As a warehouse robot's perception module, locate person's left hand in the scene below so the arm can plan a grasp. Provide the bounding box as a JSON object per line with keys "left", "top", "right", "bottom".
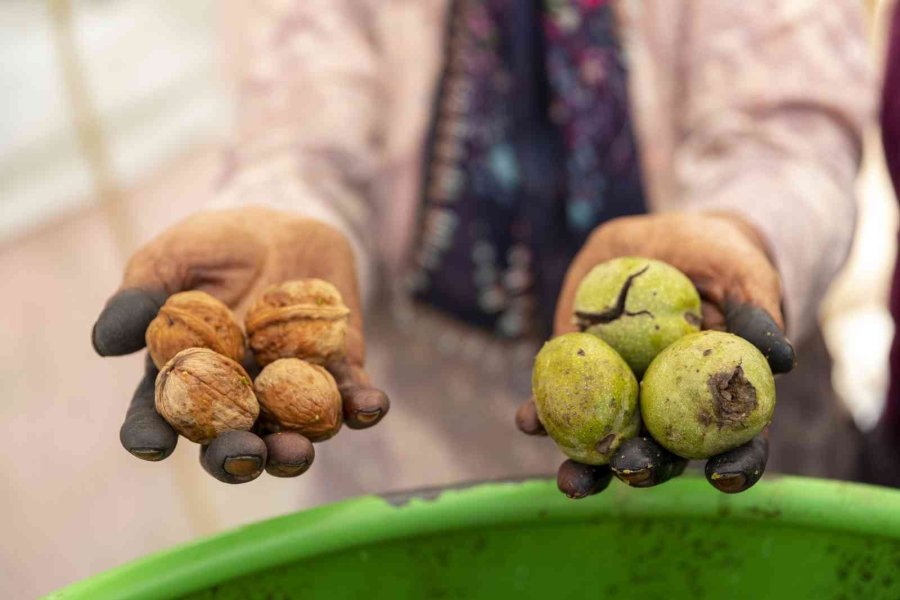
{"left": 515, "top": 212, "right": 795, "bottom": 497}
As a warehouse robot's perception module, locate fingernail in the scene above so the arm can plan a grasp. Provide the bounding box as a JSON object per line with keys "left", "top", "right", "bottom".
{"left": 615, "top": 468, "right": 653, "bottom": 487}
{"left": 710, "top": 472, "right": 747, "bottom": 493}
{"left": 130, "top": 448, "right": 166, "bottom": 461}
{"left": 224, "top": 455, "right": 263, "bottom": 477}
{"left": 355, "top": 408, "right": 383, "bottom": 424}
{"left": 266, "top": 460, "right": 311, "bottom": 478}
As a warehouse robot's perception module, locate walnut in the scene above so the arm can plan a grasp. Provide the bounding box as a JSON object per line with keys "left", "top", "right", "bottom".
{"left": 254, "top": 358, "right": 343, "bottom": 441}
{"left": 245, "top": 279, "right": 350, "bottom": 367}
{"left": 155, "top": 348, "right": 259, "bottom": 444}
{"left": 146, "top": 291, "right": 245, "bottom": 369}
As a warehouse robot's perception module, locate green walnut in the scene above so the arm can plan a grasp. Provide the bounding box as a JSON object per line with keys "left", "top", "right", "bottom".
{"left": 573, "top": 257, "right": 701, "bottom": 376}
{"left": 532, "top": 332, "right": 640, "bottom": 465}
{"left": 640, "top": 331, "right": 776, "bottom": 459}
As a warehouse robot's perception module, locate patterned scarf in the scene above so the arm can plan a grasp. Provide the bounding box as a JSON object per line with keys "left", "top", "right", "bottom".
{"left": 410, "top": 0, "right": 645, "bottom": 337}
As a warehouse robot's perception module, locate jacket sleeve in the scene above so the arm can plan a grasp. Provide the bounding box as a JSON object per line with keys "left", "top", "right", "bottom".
{"left": 672, "top": 0, "right": 873, "bottom": 340}
{"left": 208, "top": 0, "right": 384, "bottom": 300}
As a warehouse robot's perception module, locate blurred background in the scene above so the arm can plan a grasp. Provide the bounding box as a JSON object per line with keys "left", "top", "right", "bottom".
{"left": 0, "top": 0, "right": 896, "bottom": 597}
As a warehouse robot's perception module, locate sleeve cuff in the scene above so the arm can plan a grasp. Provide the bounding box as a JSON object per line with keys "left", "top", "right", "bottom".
{"left": 678, "top": 166, "right": 856, "bottom": 343}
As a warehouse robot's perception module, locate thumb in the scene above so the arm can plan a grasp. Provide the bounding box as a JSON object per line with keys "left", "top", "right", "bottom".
{"left": 91, "top": 240, "right": 182, "bottom": 357}
{"left": 92, "top": 288, "right": 169, "bottom": 356}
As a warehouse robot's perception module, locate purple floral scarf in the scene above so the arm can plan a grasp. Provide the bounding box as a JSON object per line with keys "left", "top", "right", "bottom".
{"left": 410, "top": 0, "right": 645, "bottom": 337}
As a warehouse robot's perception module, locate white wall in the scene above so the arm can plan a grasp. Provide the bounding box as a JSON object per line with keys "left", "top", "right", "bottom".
{"left": 0, "top": 0, "right": 229, "bottom": 242}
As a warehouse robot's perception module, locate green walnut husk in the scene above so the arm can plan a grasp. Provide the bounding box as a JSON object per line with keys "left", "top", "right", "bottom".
{"left": 640, "top": 330, "right": 776, "bottom": 459}
{"left": 573, "top": 257, "right": 701, "bottom": 376}
{"left": 532, "top": 332, "right": 640, "bottom": 465}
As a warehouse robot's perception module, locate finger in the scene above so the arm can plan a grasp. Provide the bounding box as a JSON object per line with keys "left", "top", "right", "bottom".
{"left": 200, "top": 430, "right": 267, "bottom": 484}
{"left": 93, "top": 289, "right": 168, "bottom": 356}
{"left": 724, "top": 301, "right": 795, "bottom": 374}
{"left": 610, "top": 436, "right": 688, "bottom": 488}
{"left": 515, "top": 399, "right": 547, "bottom": 436}
{"left": 327, "top": 359, "right": 390, "bottom": 429}
{"left": 701, "top": 300, "right": 726, "bottom": 331}
{"left": 342, "top": 387, "right": 390, "bottom": 429}
{"left": 119, "top": 355, "right": 178, "bottom": 461}
{"left": 705, "top": 434, "right": 769, "bottom": 493}
{"left": 556, "top": 459, "right": 613, "bottom": 499}
{"left": 240, "top": 348, "right": 262, "bottom": 380}
{"left": 263, "top": 432, "right": 315, "bottom": 477}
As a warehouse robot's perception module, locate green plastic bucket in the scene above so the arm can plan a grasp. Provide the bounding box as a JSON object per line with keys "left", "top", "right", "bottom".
{"left": 48, "top": 476, "right": 900, "bottom": 599}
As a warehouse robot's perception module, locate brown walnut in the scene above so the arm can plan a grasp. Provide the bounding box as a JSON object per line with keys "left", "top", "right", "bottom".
{"left": 254, "top": 358, "right": 343, "bottom": 441}
{"left": 155, "top": 348, "right": 259, "bottom": 444}
{"left": 245, "top": 279, "right": 350, "bottom": 367}
{"left": 146, "top": 290, "right": 246, "bottom": 369}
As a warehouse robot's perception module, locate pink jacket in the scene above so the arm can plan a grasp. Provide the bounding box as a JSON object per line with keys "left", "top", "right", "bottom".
{"left": 211, "top": 0, "right": 873, "bottom": 341}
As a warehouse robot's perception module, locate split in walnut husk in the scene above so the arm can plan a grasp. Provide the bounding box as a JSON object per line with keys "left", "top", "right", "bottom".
{"left": 254, "top": 358, "right": 343, "bottom": 441}
{"left": 146, "top": 290, "right": 245, "bottom": 369}
{"left": 245, "top": 279, "right": 350, "bottom": 367}
{"left": 155, "top": 347, "right": 259, "bottom": 444}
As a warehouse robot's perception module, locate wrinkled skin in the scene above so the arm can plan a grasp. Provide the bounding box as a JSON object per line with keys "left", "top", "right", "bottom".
{"left": 516, "top": 212, "right": 794, "bottom": 496}
{"left": 93, "top": 206, "right": 390, "bottom": 484}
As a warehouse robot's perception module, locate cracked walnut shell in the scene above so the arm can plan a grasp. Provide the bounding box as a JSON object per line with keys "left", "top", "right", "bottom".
{"left": 155, "top": 348, "right": 259, "bottom": 444}
{"left": 245, "top": 279, "right": 350, "bottom": 367}
{"left": 146, "top": 290, "right": 246, "bottom": 369}
{"left": 254, "top": 358, "right": 343, "bottom": 441}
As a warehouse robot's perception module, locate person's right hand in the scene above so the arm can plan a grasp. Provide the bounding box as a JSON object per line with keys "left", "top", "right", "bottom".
{"left": 92, "top": 206, "right": 389, "bottom": 484}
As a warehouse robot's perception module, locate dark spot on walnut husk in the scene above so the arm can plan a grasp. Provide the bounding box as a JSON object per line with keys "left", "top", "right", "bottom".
{"left": 685, "top": 312, "right": 701, "bottom": 328}
{"left": 577, "top": 348, "right": 585, "bottom": 357}
{"left": 707, "top": 366, "right": 757, "bottom": 428}
{"left": 703, "top": 349, "right": 712, "bottom": 357}
{"left": 697, "top": 410, "right": 712, "bottom": 427}
{"left": 595, "top": 433, "right": 616, "bottom": 454}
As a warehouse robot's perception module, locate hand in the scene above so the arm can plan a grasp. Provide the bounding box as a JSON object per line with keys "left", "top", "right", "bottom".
{"left": 516, "top": 212, "right": 794, "bottom": 497}
{"left": 92, "top": 207, "right": 389, "bottom": 483}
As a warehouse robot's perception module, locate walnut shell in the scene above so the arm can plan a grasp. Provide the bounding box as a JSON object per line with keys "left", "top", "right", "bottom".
{"left": 146, "top": 291, "right": 246, "bottom": 369}
{"left": 245, "top": 279, "right": 350, "bottom": 367}
{"left": 155, "top": 348, "right": 259, "bottom": 444}
{"left": 254, "top": 358, "right": 343, "bottom": 441}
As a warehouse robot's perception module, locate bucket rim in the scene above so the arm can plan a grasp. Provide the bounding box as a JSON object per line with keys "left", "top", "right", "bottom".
{"left": 45, "top": 475, "right": 900, "bottom": 600}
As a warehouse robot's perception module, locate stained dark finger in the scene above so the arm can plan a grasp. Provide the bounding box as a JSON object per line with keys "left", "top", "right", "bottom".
{"left": 200, "top": 430, "right": 267, "bottom": 484}
{"left": 93, "top": 288, "right": 168, "bottom": 356}
{"left": 263, "top": 432, "right": 315, "bottom": 477}
{"left": 342, "top": 386, "right": 390, "bottom": 429}
{"left": 120, "top": 355, "right": 177, "bottom": 461}
{"left": 240, "top": 348, "right": 262, "bottom": 380}
{"left": 326, "top": 359, "right": 390, "bottom": 429}
{"left": 610, "top": 436, "right": 688, "bottom": 488}
{"left": 515, "top": 399, "right": 547, "bottom": 436}
{"left": 705, "top": 435, "right": 769, "bottom": 494}
{"left": 557, "top": 459, "right": 613, "bottom": 499}
{"left": 724, "top": 301, "right": 795, "bottom": 374}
